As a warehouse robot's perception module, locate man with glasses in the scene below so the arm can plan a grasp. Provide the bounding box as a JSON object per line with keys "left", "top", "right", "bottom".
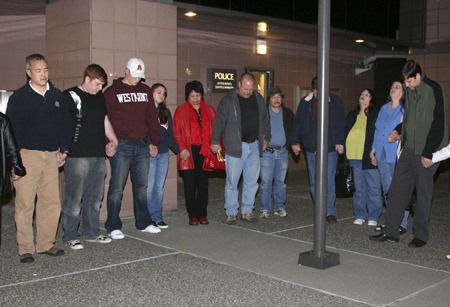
{"left": 211, "top": 73, "right": 271, "bottom": 225}
{"left": 259, "top": 86, "right": 294, "bottom": 219}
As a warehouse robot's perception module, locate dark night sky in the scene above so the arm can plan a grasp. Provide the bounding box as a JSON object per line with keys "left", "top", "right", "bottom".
{"left": 176, "top": 0, "right": 400, "bottom": 39}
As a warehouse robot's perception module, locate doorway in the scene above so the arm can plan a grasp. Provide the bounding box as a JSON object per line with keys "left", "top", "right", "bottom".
{"left": 245, "top": 67, "right": 274, "bottom": 100}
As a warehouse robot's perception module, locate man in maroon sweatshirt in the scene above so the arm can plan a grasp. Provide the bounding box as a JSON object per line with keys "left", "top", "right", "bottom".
{"left": 103, "top": 58, "right": 160, "bottom": 239}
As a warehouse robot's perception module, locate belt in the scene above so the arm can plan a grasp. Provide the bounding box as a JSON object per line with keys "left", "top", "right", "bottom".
{"left": 242, "top": 139, "right": 257, "bottom": 143}
{"left": 267, "top": 145, "right": 286, "bottom": 150}
{"left": 266, "top": 145, "right": 286, "bottom": 153}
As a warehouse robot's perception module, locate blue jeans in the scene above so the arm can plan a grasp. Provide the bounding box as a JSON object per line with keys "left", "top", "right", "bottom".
{"left": 61, "top": 157, "right": 106, "bottom": 242}
{"left": 147, "top": 152, "right": 169, "bottom": 223}
{"left": 349, "top": 160, "right": 382, "bottom": 221}
{"left": 105, "top": 139, "right": 152, "bottom": 232}
{"left": 377, "top": 156, "right": 409, "bottom": 228}
{"left": 224, "top": 141, "right": 260, "bottom": 216}
{"left": 259, "top": 147, "right": 288, "bottom": 212}
{"left": 306, "top": 151, "right": 338, "bottom": 216}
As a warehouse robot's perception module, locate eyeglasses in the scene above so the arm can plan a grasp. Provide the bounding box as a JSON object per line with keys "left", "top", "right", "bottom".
{"left": 271, "top": 94, "right": 284, "bottom": 99}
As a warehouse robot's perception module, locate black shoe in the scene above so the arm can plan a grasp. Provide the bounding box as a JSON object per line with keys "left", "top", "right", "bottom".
{"left": 20, "top": 253, "right": 34, "bottom": 264}
{"left": 156, "top": 221, "right": 169, "bottom": 229}
{"left": 408, "top": 237, "right": 427, "bottom": 248}
{"left": 375, "top": 224, "right": 385, "bottom": 232}
{"left": 326, "top": 215, "right": 337, "bottom": 224}
{"left": 39, "top": 246, "right": 64, "bottom": 257}
{"left": 376, "top": 224, "right": 406, "bottom": 235}
{"left": 369, "top": 233, "right": 399, "bottom": 243}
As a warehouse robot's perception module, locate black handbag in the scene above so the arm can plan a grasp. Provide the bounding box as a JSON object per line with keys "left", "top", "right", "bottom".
{"left": 335, "top": 154, "right": 354, "bottom": 197}
{"left": 1, "top": 126, "right": 12, "bottom": 197}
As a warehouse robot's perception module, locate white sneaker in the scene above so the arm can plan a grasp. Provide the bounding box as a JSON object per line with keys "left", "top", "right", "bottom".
{"left": 353, "top": 219, "right": 365, "bottom": 225}
{"left": 447, "top": 255, "right": 450, "bottom": 260}
{"left": 66, "top": 240, "right": 84, "bottom": 250}
{"left": 274, "top": 209, "right": 288, "bottom": 217}
{"left": 108, "top": 230, "right": 125, "bottom": 240}
{"left": 367, "top": 220, "right": 377, "bottom": 227}
{"left": 260, "top": 211, "right": 270, "bottom": 219}
{"left": 86, "top": 234, "right": 112, "bottom": 244}
{"left": 140, "top": 224, "right": 161, "bottom": 234}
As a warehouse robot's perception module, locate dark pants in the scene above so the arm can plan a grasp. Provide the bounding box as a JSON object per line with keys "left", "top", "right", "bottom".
{"left": 384, "top": 147, "right": 439, "bottom": 241}
{"left": 181, "top": 145, "right": 209, "bottom": 218}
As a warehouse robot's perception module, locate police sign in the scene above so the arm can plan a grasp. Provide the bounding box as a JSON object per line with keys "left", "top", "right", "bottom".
{"left": 207, "top": 68, "right": 237, "bottom": 93}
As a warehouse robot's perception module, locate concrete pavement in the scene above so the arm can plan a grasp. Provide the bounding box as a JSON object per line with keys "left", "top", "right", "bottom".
{"left": 0, "top": 170, "right": 449, "bottom": 306}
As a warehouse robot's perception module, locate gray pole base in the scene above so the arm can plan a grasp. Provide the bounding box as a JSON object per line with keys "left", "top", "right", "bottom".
{"left": 298, "top": 250, "right": 340, "bottom": 269}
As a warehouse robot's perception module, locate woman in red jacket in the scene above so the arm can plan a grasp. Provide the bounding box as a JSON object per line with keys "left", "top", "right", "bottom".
{"left": 173, "top": 81, "right": 216, "bottom": 225}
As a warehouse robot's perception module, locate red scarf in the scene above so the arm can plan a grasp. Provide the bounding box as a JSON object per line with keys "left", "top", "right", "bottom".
{"left": 188, "top": 101, "right": 211, "bottom": 157}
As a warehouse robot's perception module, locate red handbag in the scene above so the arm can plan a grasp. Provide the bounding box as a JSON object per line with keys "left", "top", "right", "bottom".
{"left": 203, "top": 149, "right": 226, "bottom": 171}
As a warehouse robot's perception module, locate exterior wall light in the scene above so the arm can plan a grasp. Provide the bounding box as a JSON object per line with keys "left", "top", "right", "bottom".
{"left": 256, "top": 39, "right": 267, "bottom": 55}
{"left": 257, "top": 21, "right": 267, "bottom": 32}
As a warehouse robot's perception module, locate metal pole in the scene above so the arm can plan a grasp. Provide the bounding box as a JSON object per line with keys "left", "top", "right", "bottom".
{"left": 298, "top": 0, "right": 340, "bottom": 269}
{"left": 314, "top": 0, "right": 330, "bottom": 259}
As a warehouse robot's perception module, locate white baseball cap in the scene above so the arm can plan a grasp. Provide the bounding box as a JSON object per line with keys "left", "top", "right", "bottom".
{"left": 126, "top": 58, "right": 146, "bottom": 79}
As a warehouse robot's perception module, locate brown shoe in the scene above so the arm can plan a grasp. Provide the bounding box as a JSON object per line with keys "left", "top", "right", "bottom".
{"left": 198, "top": 216, "right": 209, "bottom": 225}
{"left": 39, "top": 246, "right": 65, "bottom": 257}
{"left": 326, "top": 215, "right": 337, "bottom": 224}
{"left": 240, "top": 213, "right": 257, "bottom": 222}
{"left": 20, "top": 253, "right": 34, "bottom": 263}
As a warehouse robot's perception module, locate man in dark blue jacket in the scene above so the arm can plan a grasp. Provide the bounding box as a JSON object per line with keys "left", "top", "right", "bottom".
{"left": 7, "top": 53, "right": 71, "bottom": 263}
{"left": 290, "top": 77, "right": 345, "bottom": 224}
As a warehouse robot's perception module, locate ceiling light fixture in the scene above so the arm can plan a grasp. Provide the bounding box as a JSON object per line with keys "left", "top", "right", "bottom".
{"left": 185, "top": 11, "right": 196, "bottom": 17}
{"left": 355, "top": 39, "right": 364, "bottom": 43}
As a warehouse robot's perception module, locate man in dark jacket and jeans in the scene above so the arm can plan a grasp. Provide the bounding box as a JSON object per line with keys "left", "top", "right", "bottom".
{"left": 290, "top": 77, "right": 346, "bottom": 224}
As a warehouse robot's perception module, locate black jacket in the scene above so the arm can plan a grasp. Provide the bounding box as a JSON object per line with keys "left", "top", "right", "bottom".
{"left": 0, "top": 112, "right": 26, "bottom": 195}
{"left": 6, "top": 82, "right": 71, "bottom": 153}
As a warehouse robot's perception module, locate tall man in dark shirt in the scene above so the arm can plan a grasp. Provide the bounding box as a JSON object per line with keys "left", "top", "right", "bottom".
{"left": 370, "top": 59, "right": 448, "bottom": 247}
{"left": 6, "top": 53, "right": 71, "bottom": 263}
{"left": 211, "top": 73, "right": 271, "bottom": 225}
